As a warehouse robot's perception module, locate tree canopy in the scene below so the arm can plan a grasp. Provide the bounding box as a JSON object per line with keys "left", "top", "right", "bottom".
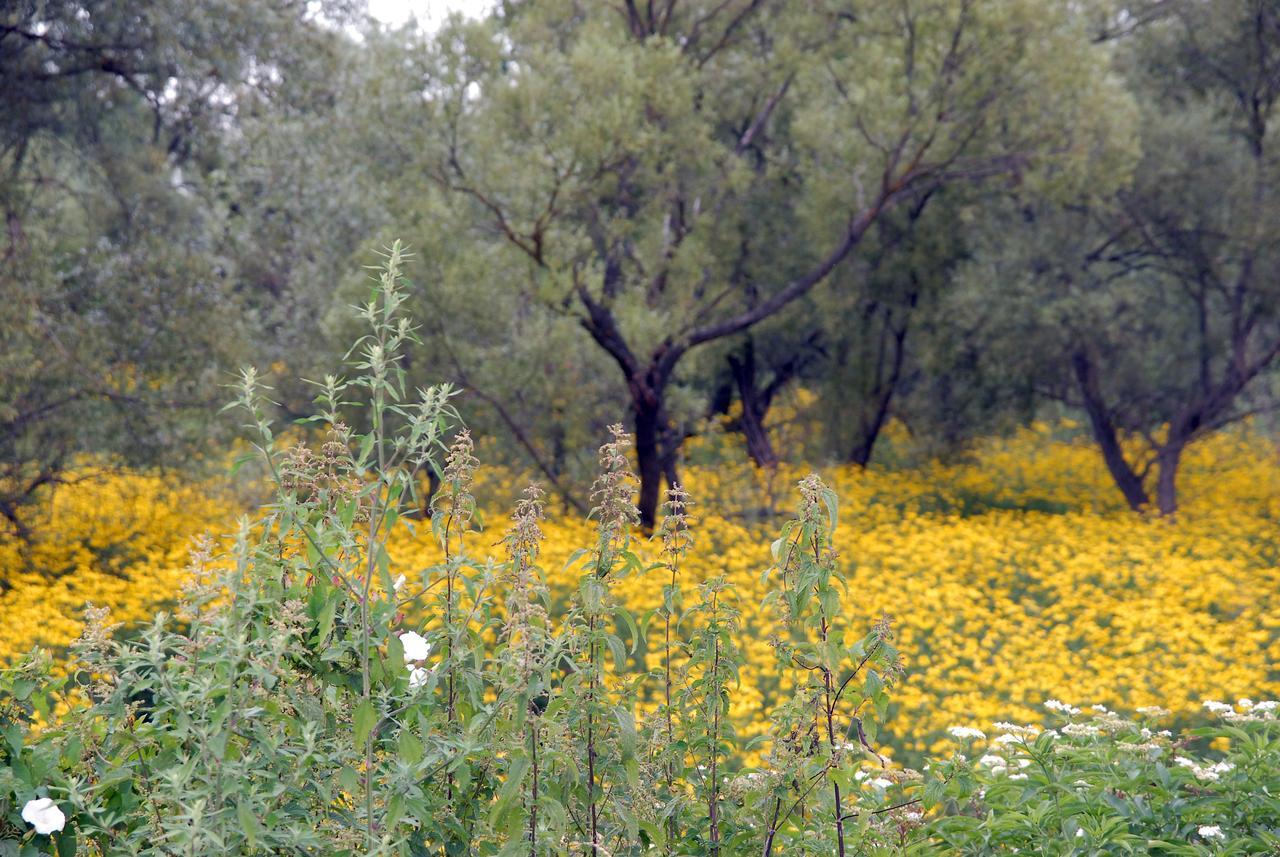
{"left": 2, "top": 0, "right": 1278, "bottom": 530}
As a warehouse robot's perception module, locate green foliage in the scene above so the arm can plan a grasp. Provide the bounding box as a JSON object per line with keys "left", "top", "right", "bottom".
{"left": 948, "top": 1, "right": 1280, "bottom": 513}
{"left": 924, "top": 705, "right": 1280, "bottom": 854}
{"left": 0, "top": 0, "right": 359, "bottom": 533}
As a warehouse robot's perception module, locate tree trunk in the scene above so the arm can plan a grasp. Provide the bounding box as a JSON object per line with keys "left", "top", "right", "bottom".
{"left": 846, "top": 304, "right": 909, "bottom": 468}
{"left": 1155, "top": 441, "right": 1184, "bottom": 517}
{"left": 847, "top": 333, "right": 903, "bottom": 468}
{"left": 634, "top": 399, "right": 665, "bottom": 530}
{"left": 1071, "top": 350, "right": 1150, "bottom": 511}
{"left": 739, "top": 405, "right": 777, "bottom": 470}
{"left": 728, "top": 346, "right": 779, "bottom": 469}
{"left": 848, "top": 418, "right": 882, "bottom": 468}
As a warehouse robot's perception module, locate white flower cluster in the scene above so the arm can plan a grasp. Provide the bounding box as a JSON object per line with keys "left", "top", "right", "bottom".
{"left": 1198, "top": 825, "right": 1225, "bottom": 840}
{"left": 947, "top": 725, "right": 986, "bottom": 740}
{"left": 978, "top": 753, "right": 1033, "bottom": 778}
{"left": 1114, "top": 724, "right": 1173, "bottom": 754}
{"left": 1060, "top": 723, "right": 1102, "bottom": 739}
{"left": 1044, "top": 699, "right": 1081, "bottom": 715}
{"left": 1202, "top": 698, "right": 1280, "bottom": 723}
{"left": 992, "top": 722, "right": 1039, "bottom": 739}
{"left": 1173, "top": 757, "right": 1235, "bottom": 782}
{"left": 853, "top": 769, "right": 895, "bottom": 790}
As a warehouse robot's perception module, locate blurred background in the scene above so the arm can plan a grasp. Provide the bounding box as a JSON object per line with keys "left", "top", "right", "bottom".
{"left": 3, "top": 0, "right": 1278, "bottom": 531}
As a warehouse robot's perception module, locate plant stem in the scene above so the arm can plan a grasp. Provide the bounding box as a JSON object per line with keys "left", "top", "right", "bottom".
{"left": 587, "top": 613, "right": 600, "bottom": 857}
{"left": 529, "top": 715, "right": 539, "bottom": 857}
{"left": 708, "top": 590, "right": 722, "bottom": 857}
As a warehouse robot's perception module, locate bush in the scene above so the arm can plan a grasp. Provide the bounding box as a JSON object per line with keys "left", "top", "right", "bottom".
{"left": 1, "top": 245, "right": 1276, "bottom": 855}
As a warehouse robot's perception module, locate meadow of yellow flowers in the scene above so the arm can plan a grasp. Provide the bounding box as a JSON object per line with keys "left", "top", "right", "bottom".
{"left": 2, "top": 422, "right": 1277, "bottom": 761}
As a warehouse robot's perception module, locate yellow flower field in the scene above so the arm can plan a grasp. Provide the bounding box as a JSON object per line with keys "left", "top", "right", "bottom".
{"left": 2, "top": 424, "right": 1277, "bottom": 761}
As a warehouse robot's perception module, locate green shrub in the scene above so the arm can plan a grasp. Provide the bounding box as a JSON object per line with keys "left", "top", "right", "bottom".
{"left": 1, "top": 245, "right": 1276, "bottom": 855}
{"left": 926, "top": 702, "right": 1280, "bottom": 854}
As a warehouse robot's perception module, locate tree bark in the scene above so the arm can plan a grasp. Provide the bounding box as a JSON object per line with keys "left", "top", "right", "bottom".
{"left": 1155, "top": 440, "right": 1184, "bottom": 517}
{"left": 728, "top": 344, "right": 779, "bottom": 469}
{"left": 848, "top": 318, "right": 908, "bottom": 467}
{"left": 633, "top": 397, "right": 666, "bottom": 530}
{"left": 1071, "top": 350, "right": 1150, "bottom": 511}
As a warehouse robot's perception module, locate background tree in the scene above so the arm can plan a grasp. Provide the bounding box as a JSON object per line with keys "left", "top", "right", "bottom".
{"left": 0, "top": 0, "right": 355, "bottom": 534}
{"left": 810, "top": 192, "right": 969, "bottom": 467}
{"left": 404, "top": 0, "right": 1134, "bottom": 526}
{"left": 954, "top": 0, "right": 1280, "bottom": 515}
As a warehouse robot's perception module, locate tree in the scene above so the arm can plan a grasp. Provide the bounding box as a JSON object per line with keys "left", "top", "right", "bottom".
{"left": 955, "top": 0, "right": 1280, "bottom": 515}
{"left": 0, "top": 0, "right": 353, "bottom": 534}
{"left": 810, "top": 191, "right": 969, "bottom": 467}
{"left": 410, "top": 0, "right": 1132, "bottom": 526}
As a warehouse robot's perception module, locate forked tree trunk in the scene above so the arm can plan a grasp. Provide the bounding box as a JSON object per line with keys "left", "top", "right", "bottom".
{"left": 849, "top": 305, "right": 910, "bottom": 467}
{"left": 728, "top": 345, "right": 780, "bottom": 469}
{"left": 1071, "top": 350, "right": 1150, "bottom": 512}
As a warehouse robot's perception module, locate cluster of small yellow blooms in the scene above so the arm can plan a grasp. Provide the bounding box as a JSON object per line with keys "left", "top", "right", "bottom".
{"left": 0, "top": 470, "right": 236, "bottom": 663}
{"left": 2, "top": 425, "right": 1277, "bottom": 761}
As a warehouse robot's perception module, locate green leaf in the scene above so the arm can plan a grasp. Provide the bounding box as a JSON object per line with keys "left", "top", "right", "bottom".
{"left": 387, "top": 634, "right": 405, "bottom": 674}
{"left": 398, "top": 729, "right": 424, "bottom": 765}
{"left": 821, "top": 486, "right": 839, "bottom": 532}
{"left": 354, "top": 699, "right": 378, "bottom": 745}
{"left": 236, "top": 802, "right": 261, "bottom": 848}
{"left": 315, "top": 593, "right": 337, "bottom": 644}
{"left": 55, "top": 827, "right": 76, "bottom": 857}
{"left": 613, "top": 606, "right": 641, "bottom": 654}
{"left": 339, "top": 767, "right": 361, "bottom": 795}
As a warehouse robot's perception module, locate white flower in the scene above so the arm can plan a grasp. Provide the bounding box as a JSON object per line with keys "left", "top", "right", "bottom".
{"left": 1254, "top": 700, "right": 1278, "bottom": 713}
{"left": 993, "top": 733, "right": 1023, "bottom": 746}
{"left": 1174, "top": 757, "right": 1234, "bottom": 782}
{"left": 948, "top": 726, "right": 986, "bottom": 740}
{"left": 393, "top": 574, "right": 407, "bottom": 593}
{"left": 868, "top": 777, "right": 894, "bottom": 790}
{"left": 1202, "top": 700, "right": 1233, "bottom": 714}
{"left": 1237, "top": 698, "right": 1254, "bottom": 709}
{"left": 408, "top": 666, "right": 429, "bottom": 690}
{"left": 1044, "top": 699, "right": 1080, "bottom": 715}
{"left": 1061, "top": 723, "right": 1101, "bottom": 738}
{"left": 1008, "top": 773, "right": 1028, "bottom": 781}
{"left": 22, "top": 798, "right": 65, "bottom": 835}
{"left": 399, "top": 631, "right": 431, "bottom": 662}
{"left": 1198, "top": 825, "right": 1225, "bottom": 840}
